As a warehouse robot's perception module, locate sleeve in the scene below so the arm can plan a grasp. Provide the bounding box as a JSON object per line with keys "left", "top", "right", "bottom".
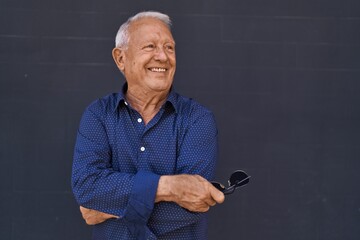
{"left": 176, "top": 110, "right": 218, "bottom": 179}
{"left": 150, "top": 107, "right": 219, "bottom": 236}
{"left": 71, "top": 101, "right": 160, "bottom": 226}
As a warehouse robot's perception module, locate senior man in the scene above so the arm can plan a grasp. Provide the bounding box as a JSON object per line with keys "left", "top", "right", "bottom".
{"left": 72, "top": 11, "right": 224, "bottom": 239}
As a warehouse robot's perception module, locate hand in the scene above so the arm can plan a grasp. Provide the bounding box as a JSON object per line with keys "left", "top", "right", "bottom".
{"left": 156, "top": 174, "right": 225, "bottom": 212}
{"left": 79, "top": 206, "right": 119, "bottom": 225}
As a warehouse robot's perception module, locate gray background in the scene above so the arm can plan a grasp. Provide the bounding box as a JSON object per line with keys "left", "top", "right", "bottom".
{"left": 1, "top": 0, "right": 360, "bottom": 239}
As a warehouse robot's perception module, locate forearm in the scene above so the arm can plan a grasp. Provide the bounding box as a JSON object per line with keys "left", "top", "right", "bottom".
{"left": 78, "top": 173, "right": 223, "bottom": 226}
{"left": 155, "top": 174, "right": 224, "bottom": 212}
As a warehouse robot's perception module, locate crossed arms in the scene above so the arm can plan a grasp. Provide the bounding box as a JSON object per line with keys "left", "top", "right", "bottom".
{"left": 80, "top": 174, "right": 224, "bottom": 225}
{"left": 72, "top": 101, "right": 224, "bottom": 228}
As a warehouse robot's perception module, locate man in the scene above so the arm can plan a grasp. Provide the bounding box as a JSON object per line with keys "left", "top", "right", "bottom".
{"left": 72, "top": 11, "right": 224, "bottom": 239}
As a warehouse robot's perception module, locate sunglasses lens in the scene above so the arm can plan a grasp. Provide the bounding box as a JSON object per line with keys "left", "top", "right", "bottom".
{"left": 229, "top": 170, "right": 250, "bottom": 187}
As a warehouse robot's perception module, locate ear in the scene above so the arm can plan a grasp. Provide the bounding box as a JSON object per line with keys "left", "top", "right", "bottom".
{"left": 112, "top": 47, "right": 125, "bottom": 73}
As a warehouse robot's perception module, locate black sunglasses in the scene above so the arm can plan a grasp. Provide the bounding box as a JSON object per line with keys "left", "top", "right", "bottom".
{"left": 211, "top": 170, "right": 250, "bottom": 195}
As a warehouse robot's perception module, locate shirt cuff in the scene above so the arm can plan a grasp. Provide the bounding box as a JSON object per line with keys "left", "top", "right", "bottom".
{"left": 125, "top": 170, "right": 160, "bottom": 225}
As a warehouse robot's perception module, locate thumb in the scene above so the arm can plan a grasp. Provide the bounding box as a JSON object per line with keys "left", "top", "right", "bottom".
{"left": 210, "top": 186, "right": 225, "bottom": 204}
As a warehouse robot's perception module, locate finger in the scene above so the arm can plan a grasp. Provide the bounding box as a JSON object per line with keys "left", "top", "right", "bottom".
{"left": 199, "top": 205, "right": 210, "bottom": 213}
{"left": 210, "top": 186, "right": 225, "bottom": 204}
{"left": 204, "top": 196, "right": 217, "bottom": 207}
{"left": 209, "top": 200, "right": 217, "bottom": 206}
{"left": 190, "top": 204, "right": 210, "bottom": 213}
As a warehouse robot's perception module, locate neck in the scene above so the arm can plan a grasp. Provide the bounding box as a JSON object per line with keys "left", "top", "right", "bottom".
{"left": 125, "top": 87, "right": 168, "bottom": 124}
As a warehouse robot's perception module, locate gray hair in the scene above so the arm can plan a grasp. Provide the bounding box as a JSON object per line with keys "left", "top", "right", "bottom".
{"left": 115, "top": 11, "right": 172, "bottom": 48}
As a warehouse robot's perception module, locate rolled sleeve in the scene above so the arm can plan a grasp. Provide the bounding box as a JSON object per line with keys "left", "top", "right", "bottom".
{"left": 124, "top": 170, "right": 160, "bottom": 238}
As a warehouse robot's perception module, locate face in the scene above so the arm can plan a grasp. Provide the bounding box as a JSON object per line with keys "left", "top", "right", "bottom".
{"left": 113, "top": 18, "right": 176, "bottom": 94}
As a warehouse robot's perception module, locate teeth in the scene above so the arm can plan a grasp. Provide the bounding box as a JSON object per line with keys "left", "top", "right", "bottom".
{"left": 150, "top": 68, "right": 166, "bottom": 72}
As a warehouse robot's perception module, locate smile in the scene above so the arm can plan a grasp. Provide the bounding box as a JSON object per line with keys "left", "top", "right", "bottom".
{"left": 149, "top": 67, "right": 167, "bottom": 72}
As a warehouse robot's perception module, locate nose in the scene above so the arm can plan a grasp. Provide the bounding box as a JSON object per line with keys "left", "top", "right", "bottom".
{"left": 154, "top": 46, "right": 168, "bottom": 62}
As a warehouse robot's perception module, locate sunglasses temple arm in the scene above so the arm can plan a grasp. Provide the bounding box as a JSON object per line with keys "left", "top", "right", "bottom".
{"left": 239, "top": 176, "right": 251, "bottom": 184}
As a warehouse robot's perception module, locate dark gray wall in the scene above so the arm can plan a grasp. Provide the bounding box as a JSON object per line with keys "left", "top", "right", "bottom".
{"left": 1, "top": 0, "right": 360, "bottom": 239}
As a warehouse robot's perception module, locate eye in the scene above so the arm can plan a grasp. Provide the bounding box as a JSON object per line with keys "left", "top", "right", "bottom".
{"left": 165, "top": 44, "right": 175, "bottom": 53}
{"left": 143, "top": 44, "right": 155, "bottom": 51}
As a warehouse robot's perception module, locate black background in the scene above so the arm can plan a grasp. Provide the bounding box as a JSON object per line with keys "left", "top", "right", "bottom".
{"left": 1, "top": 0, "right": 360, "bottom": 239}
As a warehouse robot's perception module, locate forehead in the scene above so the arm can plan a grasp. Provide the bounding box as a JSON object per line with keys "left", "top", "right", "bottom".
{"left": 128, "top": 18, "right": 174, "bottom": 43}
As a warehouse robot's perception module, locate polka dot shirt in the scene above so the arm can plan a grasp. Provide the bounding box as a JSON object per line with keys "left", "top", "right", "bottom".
{"left": 72, "top": 84, "right": 218, "bottom": 239}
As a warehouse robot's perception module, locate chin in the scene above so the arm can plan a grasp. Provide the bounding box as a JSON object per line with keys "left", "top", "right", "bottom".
{"left": 151, "top": 85, "right": 171, "bottom": 93}
{"left": 148, "top": 80, "right": 172, "bottom": 92}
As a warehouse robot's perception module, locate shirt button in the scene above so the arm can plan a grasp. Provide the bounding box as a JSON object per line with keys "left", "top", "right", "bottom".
{"left": 124, "top": 101, "right": 128, "bottom": 106}
{"left": 137, "top": 118, "right": 142, "bottom": 123}
{"left": 140, "top": 146, "right": 145, "bottom": 152}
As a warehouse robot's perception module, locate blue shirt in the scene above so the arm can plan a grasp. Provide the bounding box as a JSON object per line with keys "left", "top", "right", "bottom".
{"left": 72, "top": 85, "right": 218, "bottom": 239}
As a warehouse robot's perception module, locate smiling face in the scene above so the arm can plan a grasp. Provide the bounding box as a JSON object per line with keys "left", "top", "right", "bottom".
{"left": 113, "top": 17, "right": 176, "bottom": 95}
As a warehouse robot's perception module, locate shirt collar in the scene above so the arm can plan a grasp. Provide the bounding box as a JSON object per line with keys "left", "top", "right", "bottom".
{"left": 113, "top": 83, "right": 178, "bottom": 113}
{"left": 113, "top": 83, "right": 127, "bottom": 112}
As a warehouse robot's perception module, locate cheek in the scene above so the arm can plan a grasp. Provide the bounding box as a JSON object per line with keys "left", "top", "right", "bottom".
{"left": 125, "top": 61, "right": 140, "bottom": 74}
{"left": 170, "top": 55, "right": 176, "bottom": 66}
